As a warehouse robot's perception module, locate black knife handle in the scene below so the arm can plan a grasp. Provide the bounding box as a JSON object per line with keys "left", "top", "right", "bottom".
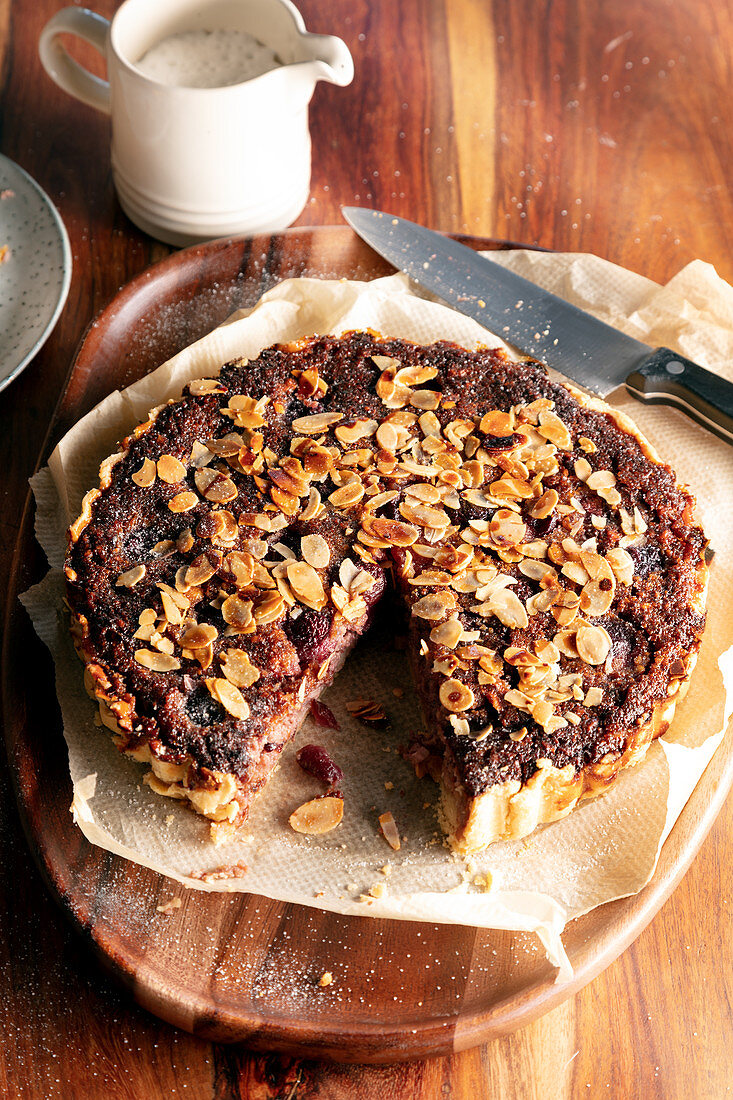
{"left": 625, "top": 346, "right": 733, "bottom": 444}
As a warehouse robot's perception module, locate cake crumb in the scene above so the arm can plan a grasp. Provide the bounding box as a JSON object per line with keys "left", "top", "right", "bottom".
{"left": 318, "top": 971, "right": 333, "bottom": 987}
{"left": 381, "top": 863, "right": 392, "bottom": 877}
{"left": 156, "top": 897, "right": 182, "bottom": 914}
{"left": 384, "top": 781, "right": 394, "bottom": 790}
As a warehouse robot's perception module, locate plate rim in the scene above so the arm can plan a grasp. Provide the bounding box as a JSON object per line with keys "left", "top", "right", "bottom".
{"left": 0, "top": 152, "right": 72, "bottom": 395}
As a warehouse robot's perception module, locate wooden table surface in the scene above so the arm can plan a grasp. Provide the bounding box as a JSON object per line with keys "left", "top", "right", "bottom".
{"left": 1, "top": 1, "right": 731, "bottom": 1096}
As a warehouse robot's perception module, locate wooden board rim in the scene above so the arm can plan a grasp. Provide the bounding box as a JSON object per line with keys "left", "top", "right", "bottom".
{"left": 3, "top": 226, "right": 732, "bottom": 1063}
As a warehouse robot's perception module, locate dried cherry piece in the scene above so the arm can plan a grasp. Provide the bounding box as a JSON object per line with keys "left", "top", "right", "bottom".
{"left": 309, "top": 700, "right": 340, "bottom": 729}
{"left": 296, "top": 743, "right": 344, "bottom": 791}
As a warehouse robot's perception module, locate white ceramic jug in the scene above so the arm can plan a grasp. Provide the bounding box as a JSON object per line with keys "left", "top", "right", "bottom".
{"left": 39, "top": 0, "right": 354, "bottom": 245}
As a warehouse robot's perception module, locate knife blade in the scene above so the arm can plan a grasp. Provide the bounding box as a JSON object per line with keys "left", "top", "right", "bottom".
{"left": 342, "top": 207, "right": 733, "bottom": 443}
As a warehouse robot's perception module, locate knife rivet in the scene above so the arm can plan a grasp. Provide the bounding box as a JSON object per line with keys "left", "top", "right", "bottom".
{"left": 667, "top": 360, "right": 685, "bottom": 375}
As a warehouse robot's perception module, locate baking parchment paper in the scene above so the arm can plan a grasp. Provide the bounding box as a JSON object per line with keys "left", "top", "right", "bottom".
{"left": 22, "top": 252, "right": 733, "bottom": 981}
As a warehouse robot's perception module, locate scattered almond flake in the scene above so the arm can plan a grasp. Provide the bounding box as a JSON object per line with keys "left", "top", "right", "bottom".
{"left": 292, "top": 411, "right": 343, "bottom": 434}
{"left": 381, "top": 863, "right": 393, "bottom": 877}
{"left": 378, "top": 811, "right": 401, "bottom": 851}
{"left": 181, "top": 623, "right": 218, "bottom": 649}
{"left": 575, "top": 623, "right": 612, "bottom": 666}
{"left": 345, "top": 698, "right": 387, "bottom": 724}
{"left": 207, "top": 677, "right": 250, "bottom": 720}
{"left": 287, "top": 560, "right": 328, "bottom": 610}
{"left": 411, "top": 590, "right": 456, "bottom": 620}
{"left": 301, "top": 533, "right": 331, "bottom": 568}
{"left": 156, "top": 897, "right": 182, "bottom": 914}
{"left": 131, "top": 457, "right": 156, "bottom": 487}
{"left": 156, "top": 454, "right": 186, "bottom": 483}
{"left": 369, "top": 881, "right": 388, "bottom": 899}
{"left": 318, "top": 971, "right": 334, "bottom": 987}
{"left": 220, "top": 648, "right": 260, "bottom": 687}
{"left": 289, "top": 795, "right": 344, "bottom": 834}
{"left": 116, "top": 564, "right": 146, "bottom": 587}
{"left": 168, "top": 491, "right": 198, "bottom": 513}
{"left": 509, "top": 728, "right": 528, "bottom": 742}
{"left": 134, "top": 649, "right": 180, "bottom": 672}
{"left": 429, "top": 618, "right": 463, "bottom": 649}
{"left": 584, "top": 686, "right": 604, "bottom": 706}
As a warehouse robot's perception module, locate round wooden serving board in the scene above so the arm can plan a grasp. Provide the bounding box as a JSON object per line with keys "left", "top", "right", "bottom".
{"left": 4, "top": 227, "right": 732, "bottom": 1063}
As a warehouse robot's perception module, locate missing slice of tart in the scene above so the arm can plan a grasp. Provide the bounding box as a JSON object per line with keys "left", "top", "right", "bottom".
{"left": 65, "top": 332, "right": 708, "bottom": 851}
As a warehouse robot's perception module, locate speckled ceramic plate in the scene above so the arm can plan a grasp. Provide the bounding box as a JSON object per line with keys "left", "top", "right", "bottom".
{"left": 0, "top": 154, "right": 71, "bottom": 394}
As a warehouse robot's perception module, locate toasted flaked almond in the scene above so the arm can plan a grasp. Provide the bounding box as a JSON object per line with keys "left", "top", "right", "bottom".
{"left": 409, "top": 388, "right": 441, "bottom": 411}
{"left": 220, "top": 648, "right": 260, "bottom": 688}
{"left": 584, "top": 686, "right": 604, "bottom": 707}
{"left": 575, "top": 622, "right": 612, "bottom": 665}
{"left": 486, "top": 588, "right": 529, "bottom": 629}
{"left": 157, "top": 454, "right": 186, "bottom": 483}
{"left": 168, "top": 491, "right": 198, "bottom": 513}
{"left": 429, "top": 618, "right": 463, "bottom": 649}
{"left": 290, "top": 796, "right": 344, "bottom": 835}
{"left": 439, "top": 678, "right": 475, "bottom": 712}
{"left": 366, "top": 516, "right": 419, "bottom": 547}
{"left": 224, "top": 394, "right": 268, "bottom": 429}
{"left": 537, "top": 409, "right": 572, "bottom": 449}
{"left": 190, "top": 440, "right": 214, "bottom": 468}
{"left": 462, "top": 488, "right": 494, "bottom": 510}
{"left": 479, "top": 410, "right": 514, "bottom": 437}
{"left": 221, "top": 594, "right": 254, "bottom": 630}
{"left": 134, "top": 649, "right": 180, "bottom": 672}
{"left": 606, "top": 547, "right": 634, "bottom": 585}
{"left": 132, "top": 457, "right": 156, "bottom": 488}
{"left": 574, "top": 457, "right": 592, "bottom": 482}
{"left": 181, "top": 623, "right": 219, "bottom": 649}
{"left": 399, "top": 500, "right": 449, "bottom": 529}
{"left": 204, "top": 473, "right": 238, "bottom": 503}
{"left": 490, "top": 509, "right": 527, "bottom": 548}
{"left": 206, "top": 433, "right": 244, "bottom": 457}
{"left": 375, "top": 421, "right": 399, "bottom": 452}
{"left": 405, "top": 482, "right": 442, "bottom": 504}
{"left": 300, "top": 486, "right": 322, "bottom": 523}
{"left": 586, "top": 470, "right": 616, "bottom": 491}
{"left": 329, "top": 480, "right": 365, "bottom": 508}
{"left": 116, "top": 564, "right": 146, "bottom": 588}
{"left": 160, "top": 590, "right": 183, "bottom": 625}
{"left": 253, "top": 591, "right": 285, "bottom": 624}
{"left": 334, "top": 418, "right": 378, "bottom": 445}
{"left": 291, "top": 411, "right": 343, "bottom": 434}
{"left": 579, "top": 578, "right": 615, "bottom": 617}
{"left": 224, "top": 550, "right": 255, "bottom": 588}
{"left": 185, "top": 554, "right": 219, "bottom": 587}
{"left": 408, "top": 569, "right": 453, "bottom": 587}
{"left": 394, "top": 363, "right": 438, "bottom": 386}
{"left": 378, "top": 811, "right": 401, "bottom": 851}
{"left": 301, "top": 533, "right": 331, "bottom": 569}
{"left": 551, "top": 590, "right": 581, "bottom": 626}
{"left": 530, "top": 488, "right": 559, "bottom": 519}
{"left": 412, "top": 591, "right": 457, "bottom": 620}
{"left": 188, "top": 376, "right": 224, "bottom": 396}
{"left": 286, "top": 561, "right": 327, "bottom": 610}
{"left": 208, "top": 677, "right": 250, "bottom": 720}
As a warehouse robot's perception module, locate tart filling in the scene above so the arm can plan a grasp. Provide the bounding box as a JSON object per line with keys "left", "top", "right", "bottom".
{"left": 65, "top": 333, "right": 708, "bottom": 851}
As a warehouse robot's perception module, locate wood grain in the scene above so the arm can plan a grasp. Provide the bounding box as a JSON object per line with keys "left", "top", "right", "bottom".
{"left": 1, "top": 0, "right": 731, "bottom": 1095}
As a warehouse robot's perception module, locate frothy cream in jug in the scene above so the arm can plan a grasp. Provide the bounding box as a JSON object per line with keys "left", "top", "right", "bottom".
{"left": 136, "top": 29, "right": 281, "bottom": 88}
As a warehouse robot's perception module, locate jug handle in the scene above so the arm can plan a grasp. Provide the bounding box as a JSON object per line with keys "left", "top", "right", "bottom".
{"left": 308, "top": 35, "right": 354, "bottom": 87}
{"left": 39, "top": 7, "right": 111, "bottom": 115}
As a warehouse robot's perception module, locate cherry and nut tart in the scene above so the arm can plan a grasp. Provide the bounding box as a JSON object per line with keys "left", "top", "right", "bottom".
{"left": 65, "top": 333, "right": 707, "bottom": 852}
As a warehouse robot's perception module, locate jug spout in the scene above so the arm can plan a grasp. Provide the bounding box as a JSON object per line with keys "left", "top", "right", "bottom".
{"left": 305, "top": 33, "right": 354, "bottom": 87}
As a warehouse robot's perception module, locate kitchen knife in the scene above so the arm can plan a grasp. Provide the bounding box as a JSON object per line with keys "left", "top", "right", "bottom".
{"left": 342, "top": 207, "right": 733, "bottom": 444}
